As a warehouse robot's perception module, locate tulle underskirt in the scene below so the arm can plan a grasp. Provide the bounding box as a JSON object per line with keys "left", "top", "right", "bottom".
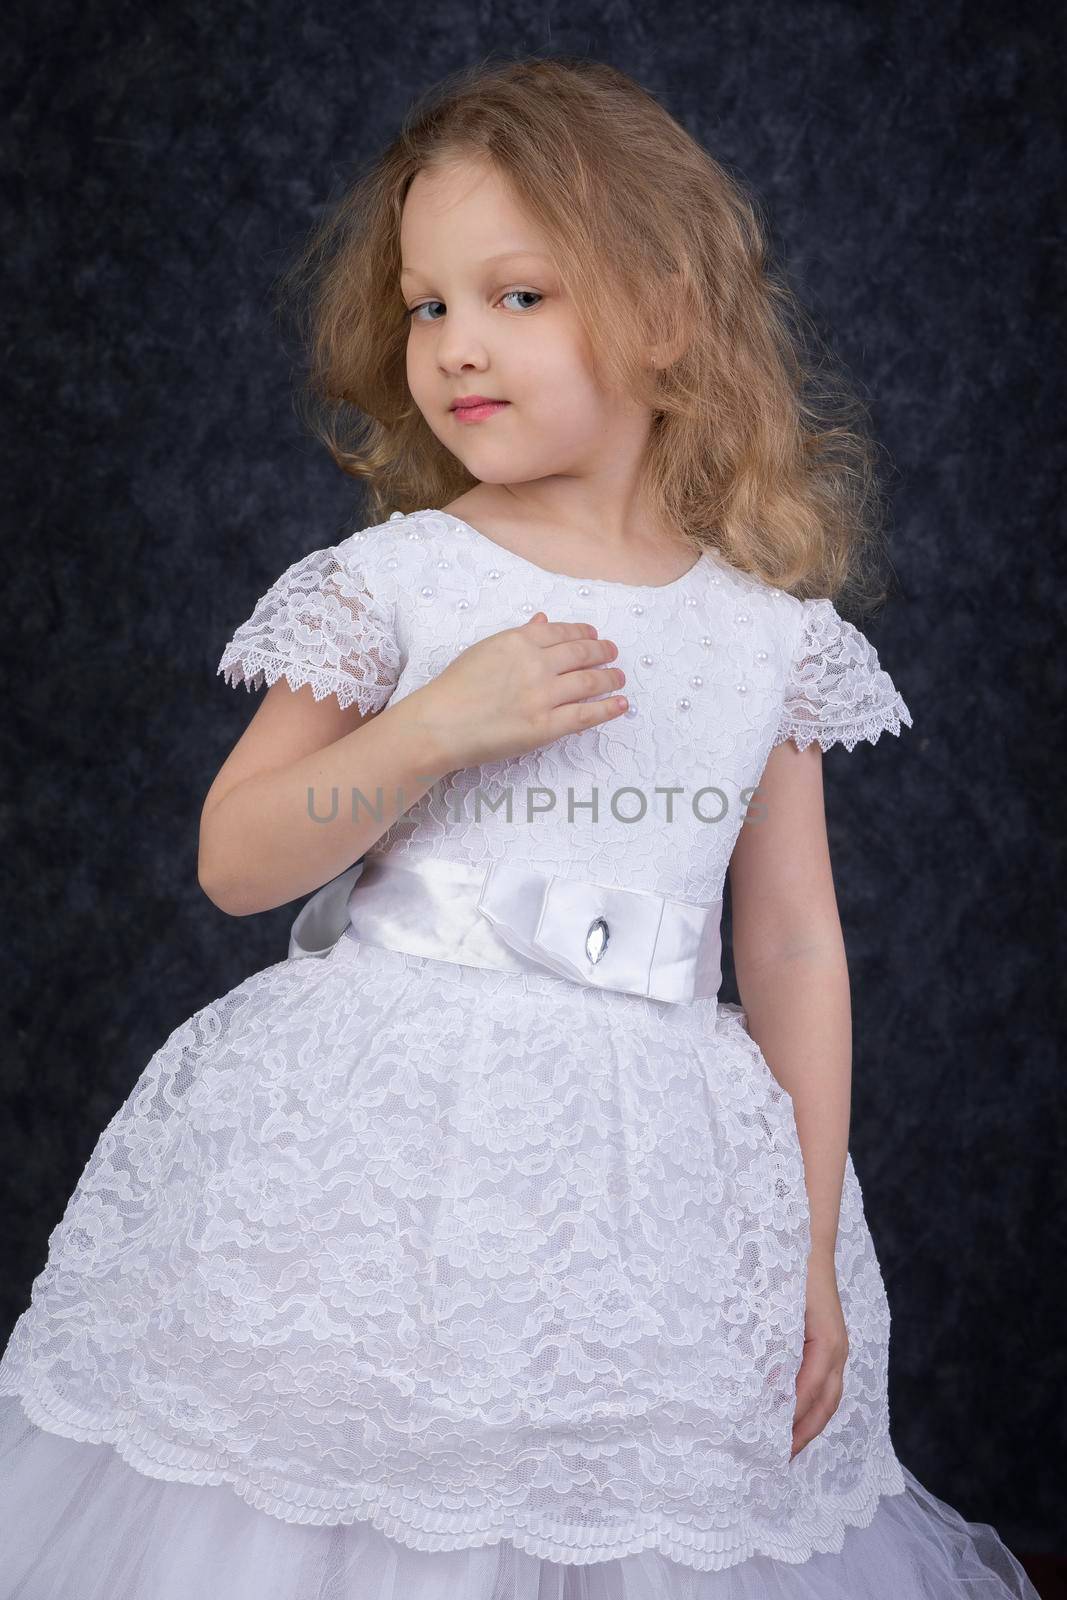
{"left": 0, "top": 1394, "right": 1039, "bottom": 1600}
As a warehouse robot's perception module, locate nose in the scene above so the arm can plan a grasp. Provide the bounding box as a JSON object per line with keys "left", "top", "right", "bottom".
{"left": 438, "top": 341, "right": 489, "bottom": 376}
{"left": 432, "top": 310, "right": 491, "bottom": 375}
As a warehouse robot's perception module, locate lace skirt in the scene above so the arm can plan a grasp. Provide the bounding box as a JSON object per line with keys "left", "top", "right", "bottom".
{"left": 0, "top": 935, "right": 1038, "bottom": 1597}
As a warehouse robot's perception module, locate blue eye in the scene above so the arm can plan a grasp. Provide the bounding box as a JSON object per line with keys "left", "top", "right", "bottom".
{"left": 501, "top": 290, "right": 542, "bottom": 312}
{"left": 405, "top": 289, "right": 543, "bottom": 321}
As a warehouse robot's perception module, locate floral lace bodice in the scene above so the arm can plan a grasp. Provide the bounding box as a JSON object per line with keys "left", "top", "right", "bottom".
{"left": 217, "top": 507, "right": 913, "bottom": 904}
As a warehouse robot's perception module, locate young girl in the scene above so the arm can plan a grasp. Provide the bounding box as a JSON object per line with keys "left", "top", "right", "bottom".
{"left": 0, "top": 55, "right": 1038, "bottom": 1600}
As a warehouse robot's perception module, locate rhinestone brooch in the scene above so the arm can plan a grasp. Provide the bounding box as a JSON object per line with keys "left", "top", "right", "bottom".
{"left": 585, "top": 916, "right": 610, "bottom": 966}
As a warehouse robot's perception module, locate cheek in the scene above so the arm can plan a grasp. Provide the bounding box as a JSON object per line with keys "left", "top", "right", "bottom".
{"left": 512, "top": 331, "right": 601, "bottom": 407}
{"left": 405, "top": 342, "right": 443, "bottom": 424}
{"left": 532, "top": 361, "right": 610, "bottom": 431}
{"left": 405, "top": 337, "right": 422, "bottom": 393}
{"left": 551, "top": 325, "right": 606, "bottom": 405}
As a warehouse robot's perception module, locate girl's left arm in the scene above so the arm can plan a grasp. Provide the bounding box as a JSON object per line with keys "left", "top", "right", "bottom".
{"left": 727, "top": 736, "right": 852, "bottom": 1269}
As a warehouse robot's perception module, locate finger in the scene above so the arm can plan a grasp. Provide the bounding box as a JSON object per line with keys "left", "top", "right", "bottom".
{"left": 791, "top": 1397, "right": 833, "bottom": 1458}
{"left": 543, "top": 695, "right": 629, "bottom": 741}
{"left": 524, "top": 617, "right": 599, "bottom": 642}
{"left": 795, "top": 1373, "right": 843, "bottom": 1428}
{"left": 792, "top": 1357, "right": 826, "bottom": 1422}
{"left": 547, "top": 638, "right": 619, "bottom": 678}
{"left": 791, "top": 1379, "right": 844, "bottom": 1455}
{"left": 793, "top": 1358, "right": 840, "bottom": 1428}
{"left": 552, "top": 666, "right": 626, "bottom": 708}
{"left": 791, "top": 1409, "right": 832, "bottom": 1458}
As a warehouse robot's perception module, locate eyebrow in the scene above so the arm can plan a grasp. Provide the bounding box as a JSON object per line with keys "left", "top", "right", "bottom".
{"left": 399, "top": 250, "right": 554, "bottom": 281}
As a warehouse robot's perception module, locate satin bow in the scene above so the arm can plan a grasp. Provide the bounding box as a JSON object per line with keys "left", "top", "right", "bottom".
{"left": 476, "top": 862, "right": 719, "bottom": 1004}
{"left": 287, "top": 855, "right": 722, "bottom": 1006}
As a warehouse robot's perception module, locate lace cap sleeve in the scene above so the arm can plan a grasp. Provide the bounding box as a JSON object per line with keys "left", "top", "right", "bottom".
{"left": 773, "top": 597, "right": 913, "bottom": 754}
{"left": 216, "top": 543, "right": 401, "bottom": 716}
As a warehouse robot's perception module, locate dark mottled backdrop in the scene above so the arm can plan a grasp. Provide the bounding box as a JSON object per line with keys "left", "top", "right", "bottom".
{"left": 3, "top": 0, "right": 1063, "bottom": 1563}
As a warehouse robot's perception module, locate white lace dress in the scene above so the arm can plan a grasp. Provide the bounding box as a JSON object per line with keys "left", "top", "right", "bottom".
{"left": 0, "top": 509, "right": 1038, "bottom": 1599}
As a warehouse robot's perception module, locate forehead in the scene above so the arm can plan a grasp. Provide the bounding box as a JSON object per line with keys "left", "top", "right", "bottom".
{"left": 399, "top": 163, "right": 555, "bottom": 279}
{"left": 399, "top": 248, "right": 554, "bottom": 282}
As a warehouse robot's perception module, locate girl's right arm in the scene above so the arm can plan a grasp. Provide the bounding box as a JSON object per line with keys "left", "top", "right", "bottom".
{"left": 199, "top": 613, "right": 627, "bottom": 917}
{"left": 198, "top": 680, "right": 457, "bottom": 917}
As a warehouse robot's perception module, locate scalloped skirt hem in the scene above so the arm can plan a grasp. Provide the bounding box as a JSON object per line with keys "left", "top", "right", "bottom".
{"left": 0, "top": 1393, "right": 1039, "bottom": 1600}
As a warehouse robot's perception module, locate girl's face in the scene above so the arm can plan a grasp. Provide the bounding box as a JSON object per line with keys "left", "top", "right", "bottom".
{"left": 400, "top": 159, "right": 648, "bottom": 488}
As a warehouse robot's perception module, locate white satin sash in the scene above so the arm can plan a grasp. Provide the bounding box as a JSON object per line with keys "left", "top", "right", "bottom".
{"left": 288, "top": 854, "right": 723, "bottom": 1006}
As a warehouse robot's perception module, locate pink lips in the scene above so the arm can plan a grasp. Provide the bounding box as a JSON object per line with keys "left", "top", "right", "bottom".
{"left": 450, "top": 398, "right": 510, "bottom": 423}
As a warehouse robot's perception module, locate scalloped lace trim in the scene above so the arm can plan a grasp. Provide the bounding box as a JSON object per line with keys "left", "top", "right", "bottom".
{"left": 4, "top": 1380, "right": 907, "bottom": 1570}
{"left": 772, "top": 700, "right": 913, "bottom": 755}
{"left": 774, "top": 598, "right": 914, "bottom": 754}
{"left": 216, "top": 645, "right": 387, "bottom": 716}
{"left": 216, "top": 543, "right": 401, "bottom": 717}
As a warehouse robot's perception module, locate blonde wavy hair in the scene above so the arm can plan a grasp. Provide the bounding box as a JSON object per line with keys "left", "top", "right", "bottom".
{"left": 276, "top": 54, "right": 897, "bottom": 611}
